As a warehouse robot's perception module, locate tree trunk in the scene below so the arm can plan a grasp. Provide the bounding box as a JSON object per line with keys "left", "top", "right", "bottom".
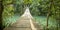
{"left": 46, "top": 0, "right": 53, "bottom": 30}
{"left": 0, "top": 0, "right": 3, "bottom": 30}
{"left": 46, "top": 10, "right": 50, "bottom": 30}
{"left": 46, "top": 0, "right": 57, "bottom": 30}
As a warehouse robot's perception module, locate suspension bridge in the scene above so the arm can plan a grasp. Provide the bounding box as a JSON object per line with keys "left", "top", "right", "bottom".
{"left": 4, "top": 7, "right": 42, "bottom": 30}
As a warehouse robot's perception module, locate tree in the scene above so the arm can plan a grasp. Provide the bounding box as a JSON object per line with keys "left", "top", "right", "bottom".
{"left": 0, "top": 0, "right": 3, "bottom": 30}
{"left": 46, "top": 0, "right": 54, "bottom": 30}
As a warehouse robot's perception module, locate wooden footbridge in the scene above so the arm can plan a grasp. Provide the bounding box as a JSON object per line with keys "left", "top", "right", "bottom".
{"left": 4, "top": 7, "right": 42, "bottom": 30}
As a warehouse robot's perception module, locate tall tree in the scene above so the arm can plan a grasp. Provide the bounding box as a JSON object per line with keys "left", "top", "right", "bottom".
{"left": 0, "top": 0, "right": 3, "bottom": 30}
{"left": 46, "top": 0, "right": 53, "bottom": 30}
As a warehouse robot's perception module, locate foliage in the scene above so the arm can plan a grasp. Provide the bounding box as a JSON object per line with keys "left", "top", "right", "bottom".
{"left": 2, "top": 0, "right": 60, "bottom": 29}
{"left": 2, "top": 0, "right": 15, "bottom": 27}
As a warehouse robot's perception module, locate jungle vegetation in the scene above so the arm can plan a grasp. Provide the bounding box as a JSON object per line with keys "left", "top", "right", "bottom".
{"left": 0, "top": 0, "right": 60, "bottom": 30}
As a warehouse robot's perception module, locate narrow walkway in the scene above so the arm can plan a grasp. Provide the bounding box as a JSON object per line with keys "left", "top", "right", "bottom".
{"left": 4, "top": 7, "right": 42, "bottom": 30}
{"left": 4, "top": 17, "right": 32, "bottom": 30}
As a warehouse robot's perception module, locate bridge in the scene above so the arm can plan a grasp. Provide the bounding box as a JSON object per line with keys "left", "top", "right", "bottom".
{"left": 4, "top": 7, "right": 42, "bottom": 30}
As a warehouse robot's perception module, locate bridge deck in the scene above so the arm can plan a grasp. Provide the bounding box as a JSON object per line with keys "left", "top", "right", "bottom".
{"left": 4, "top": 7, "right": 42, "bottom": 30}
{"left": 4, "top": 17, "right": 32, "bottom": 30}
{"left": 4, "top": 17, "right": 42, "bottom": 30}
